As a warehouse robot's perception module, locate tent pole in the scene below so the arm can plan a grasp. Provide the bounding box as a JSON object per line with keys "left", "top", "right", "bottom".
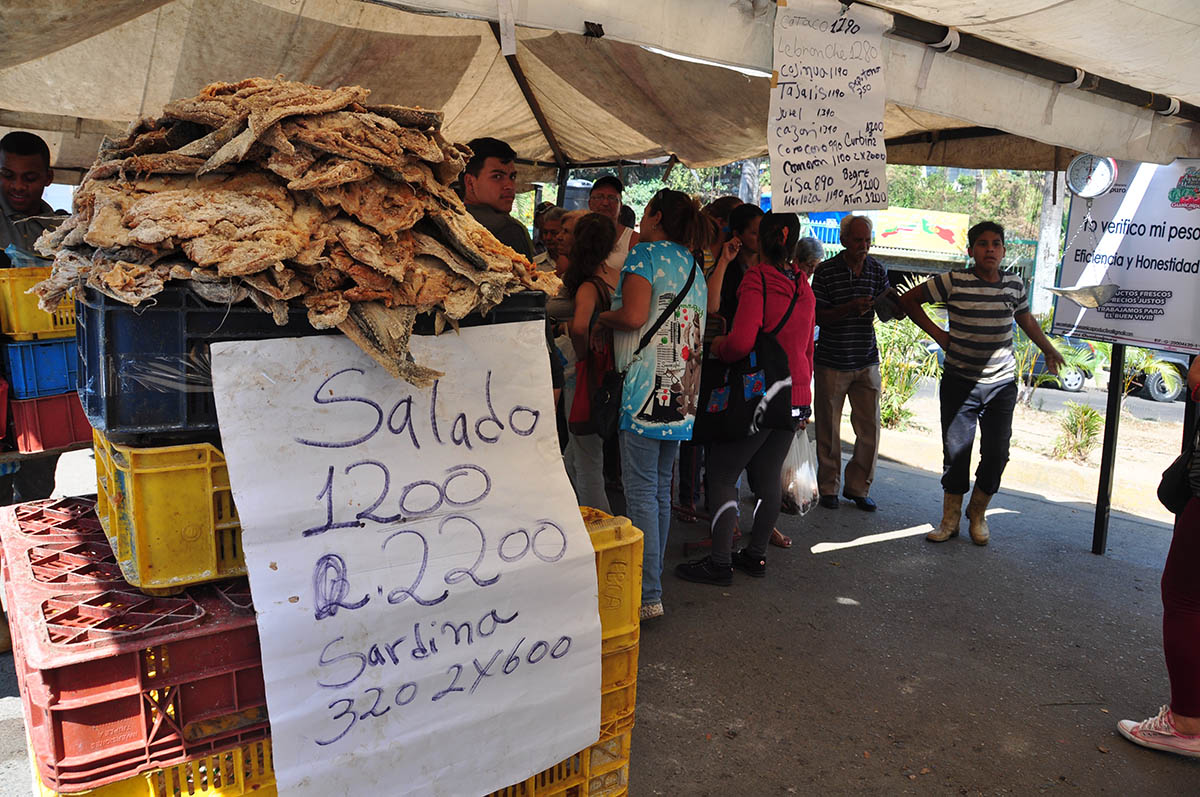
{"left": 555, "top": 166, "right": 569, "bottom": 206}
{"left": 489, "top": 22, "right": 568, "bottom": 177}
{"left": 1092, "top": 343, "right": 1125, "bottom": 554}
{"left": 661, "top": 155, "right": 678, "bottom": 184}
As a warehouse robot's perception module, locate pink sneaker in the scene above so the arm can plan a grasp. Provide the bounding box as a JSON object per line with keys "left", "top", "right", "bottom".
{"left": 1117, "top": 705, "right": 1200, "bottom": 758}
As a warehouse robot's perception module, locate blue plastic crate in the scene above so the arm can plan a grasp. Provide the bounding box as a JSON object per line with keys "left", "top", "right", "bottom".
{"left": 77, "top": 285, "right": 548, "bottom": 445}
{"left": 2, "top": 339, "right": 78, "bottom": 399}
{"left": 76, "top": 284, "right": 333, "bottom": 445}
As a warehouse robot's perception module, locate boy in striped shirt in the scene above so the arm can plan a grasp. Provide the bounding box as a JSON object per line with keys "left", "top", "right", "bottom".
{"left": 900, "top": 221, "right": 1064, "bottom": 545}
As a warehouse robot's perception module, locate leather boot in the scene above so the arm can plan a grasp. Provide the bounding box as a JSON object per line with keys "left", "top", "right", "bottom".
{"left": 926, "top": 493, "right": 963, "bottom": 542}
{"left": 966, "top": 487, "right": 993, "bottom": 545}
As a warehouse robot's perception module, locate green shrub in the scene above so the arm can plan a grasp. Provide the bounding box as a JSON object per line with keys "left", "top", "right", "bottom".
{"left": 875, "top": 312, "right": 941, "bottom": 429}
{"left": 1052, "top": 401, "right": 1103, "bottom": 461}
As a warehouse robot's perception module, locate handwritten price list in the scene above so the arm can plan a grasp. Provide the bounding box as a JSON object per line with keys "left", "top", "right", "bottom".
{"left": 769, "top": 0, "right": 890, "bottom": 212}
{"left": 210, "top": 330, "right": 601, "bottom": 797}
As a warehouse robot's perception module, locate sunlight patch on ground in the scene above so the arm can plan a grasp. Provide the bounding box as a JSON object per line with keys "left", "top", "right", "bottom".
{"left": 809, "top": 508, "right": 1019, "bottom": 554}
{"left": 810, "top": 524, "right": 933, "bottom": 554}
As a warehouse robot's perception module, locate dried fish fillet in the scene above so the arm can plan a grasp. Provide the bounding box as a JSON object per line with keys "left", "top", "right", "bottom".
{"left": 337, "top": 303, "right": 441, "bottom": 387}
{"left": 366, "top": 104, "right": 444, "bottom": 131}
{"left": 314, "top": 175, "right": 424, "bottom": 236}
{"left": 288, "top": 158, "right": 373, "bottom": 192}
{"left": 33, "top": 76, "right": 561, "bottom": 386}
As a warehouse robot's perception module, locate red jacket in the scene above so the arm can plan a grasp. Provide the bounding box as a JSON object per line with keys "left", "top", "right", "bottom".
{"left": 720, "top": 263, "right": 816, "bottom": 408}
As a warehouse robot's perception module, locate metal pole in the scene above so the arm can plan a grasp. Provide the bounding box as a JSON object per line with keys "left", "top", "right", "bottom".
{"left": 555, "top": 166, "right": 568, "bottom": 206}
{"left": 1092, "top": 343, "right": 1125, "bottom": 554}
{"left": 1184, "top": 354, "right": 1197, "bottom": 457}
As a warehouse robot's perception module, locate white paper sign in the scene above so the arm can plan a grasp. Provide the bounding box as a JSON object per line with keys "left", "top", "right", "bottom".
{"left": 1052, "top": 159, "right": 1200, "bottom": 353}
{"left": 769, "top": 0, "right": 889, "bottom": 212}
{"left": 210, "top": 324, "right": 601, "bottom": 797}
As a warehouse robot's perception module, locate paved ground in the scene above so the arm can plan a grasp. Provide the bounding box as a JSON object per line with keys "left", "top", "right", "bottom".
{"left": 625, "top": 456, "right": 1197, "bottom": 794}
{"left": 1, "top": 450, "right": 1196, "bottom": 794}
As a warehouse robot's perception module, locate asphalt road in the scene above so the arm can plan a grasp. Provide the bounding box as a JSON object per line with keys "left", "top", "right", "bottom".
{"left": 916, "top": 378, "right": 1187, "bottom": 424}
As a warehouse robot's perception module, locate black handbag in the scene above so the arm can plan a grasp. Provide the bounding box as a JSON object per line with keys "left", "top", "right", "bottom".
{"left": 693, "top": 270, "right": 802, "bottom": 444}
{"left": 1158, "top": 421, "right": 1199, "bottom": 514}
{"left": 590, "top": 258, "right": 698, "bottom": 440}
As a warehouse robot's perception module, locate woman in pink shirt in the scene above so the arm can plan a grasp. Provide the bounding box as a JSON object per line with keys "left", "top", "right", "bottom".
{"left": 676, "top": 212, "right": 816, "bottom": 585}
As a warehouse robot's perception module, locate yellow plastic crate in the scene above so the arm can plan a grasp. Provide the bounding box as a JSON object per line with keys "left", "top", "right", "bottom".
{"left": 580, "top": 508, "right": 643, "bottom": 645}
{"left": 601, "top": 637, "right": 639, "bottom": 726}
{"left": 31, "top": 727, "right": 626, "bottom": 797}
{"left": 487, "top": 724, "right": 632, "bottom": 797}
{"left": 0, "top": 266, "right": 74, "bottom": 340}
{"left": 93, "top": 429, "right": 242, "bottom": 594}
{"left": 33, "top": 739, "right": 275, "bottom": 797}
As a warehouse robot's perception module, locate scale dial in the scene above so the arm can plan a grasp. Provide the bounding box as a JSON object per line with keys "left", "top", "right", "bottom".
{"left": 1066, "top": 154, "right": 1118, "bottom": 198}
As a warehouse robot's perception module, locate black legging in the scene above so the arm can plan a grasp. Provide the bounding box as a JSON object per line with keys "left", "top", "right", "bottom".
{"left": 707, "top": 428, "right": 795, "bottom": 565}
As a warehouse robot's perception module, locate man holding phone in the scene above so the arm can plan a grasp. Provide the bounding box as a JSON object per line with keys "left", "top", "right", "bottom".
{"left": 810, "top": 214, "right": 890, "bottom": 512}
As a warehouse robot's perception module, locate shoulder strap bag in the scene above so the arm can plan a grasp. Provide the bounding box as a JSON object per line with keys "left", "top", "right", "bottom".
{"left": 1158, "top": 411, "right": 1199, "bottom": 514}
{"left": 591, "top": 257, "right": 698, "bottom": 439}
{"left": 693, "top": 269, "right": 802, "bottom": 444}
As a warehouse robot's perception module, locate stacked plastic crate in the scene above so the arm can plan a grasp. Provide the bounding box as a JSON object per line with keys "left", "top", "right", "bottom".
{"left": 491, "top": 507, "right": 644, "bottom": 797}
{"left": 0, "top": 266, "right": 90, "bottom": 453}
{"left": 1, "top": 282, "right": 643, "bottom": 796}
{"left": 0, "top": 499, "right": 272, "bottom": 797}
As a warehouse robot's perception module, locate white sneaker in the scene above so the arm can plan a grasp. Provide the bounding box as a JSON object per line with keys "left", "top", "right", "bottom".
{"left": 1117, "top": 705, "right": 1200, "bottom": 758}
{"left": 639, "top": 602, "right": 664, "bottom": 621}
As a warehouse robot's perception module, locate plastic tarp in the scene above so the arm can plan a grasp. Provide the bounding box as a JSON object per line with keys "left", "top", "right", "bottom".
{"left": 0, "top": 0, "right": 1197, "bottom": 179}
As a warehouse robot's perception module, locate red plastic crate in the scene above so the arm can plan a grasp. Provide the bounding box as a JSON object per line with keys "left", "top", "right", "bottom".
{"left": 0, "top": 501, "right": 268, "bottom": 793}
{"left": 0, "top": 377, "right": 8, "bottom": 439}
{"left": 0, "top": 499, "right": 105, "bottom": 594}
{"left": 11, "top": 392, "right": 92, "bottom": 453}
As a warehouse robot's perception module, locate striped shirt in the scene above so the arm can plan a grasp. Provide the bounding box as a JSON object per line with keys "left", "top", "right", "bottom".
{"left": 811, "top": 253, "right": 889, "bottom": 370}
{"left": 922, "top": 269, "right": 1029, "bottom": 383}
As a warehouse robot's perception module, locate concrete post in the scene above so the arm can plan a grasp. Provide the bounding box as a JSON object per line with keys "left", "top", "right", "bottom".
{"left": 1032, "top": 170, "right": 1066, "bottom": 316}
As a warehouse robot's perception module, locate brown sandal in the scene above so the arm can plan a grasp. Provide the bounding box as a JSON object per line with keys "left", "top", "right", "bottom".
{"left": 770, "top": 528, "right": 792, "bottom": 548}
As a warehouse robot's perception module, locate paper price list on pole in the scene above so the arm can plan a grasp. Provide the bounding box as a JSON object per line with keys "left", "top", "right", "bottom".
{"left": 770, "top": 0, "right": 890, "bottom": 212}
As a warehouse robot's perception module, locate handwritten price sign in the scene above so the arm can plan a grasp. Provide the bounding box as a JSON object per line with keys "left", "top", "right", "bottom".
{"left": 769, "top": 0, "right": 890, "bottom": 211}
{"left": 211, "top": 325, "right": 601, "bottom": 797}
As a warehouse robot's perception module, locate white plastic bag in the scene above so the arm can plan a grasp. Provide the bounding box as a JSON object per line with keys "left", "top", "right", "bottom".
{"left": 781, "top": 427, "right": 819, "bottom": 516}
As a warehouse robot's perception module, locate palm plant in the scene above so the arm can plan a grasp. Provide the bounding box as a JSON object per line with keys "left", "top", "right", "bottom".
{"left": 1011, "top": 321, "right": 1054, "bottom": 405}
{"left": 1012, "top": 314, "right": 1098, "bottom": 406}
{"left": 1091, "top": 341, "right": 1182, "bottom": 410}
{"left": 1052, "top": 401, "right": 1104, "bottom": 461}
{"left": 875, "top": 276, "right": 942, "bottom": 429}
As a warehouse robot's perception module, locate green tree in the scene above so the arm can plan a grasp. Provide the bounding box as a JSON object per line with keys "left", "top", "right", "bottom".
{"left": 881, "top": 166, "right": 1045, "bottom": 236}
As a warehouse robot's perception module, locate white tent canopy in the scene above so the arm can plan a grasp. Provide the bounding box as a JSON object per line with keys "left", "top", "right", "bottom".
{"left": 1, "top": 0, "right": 1196, "bottom": 181}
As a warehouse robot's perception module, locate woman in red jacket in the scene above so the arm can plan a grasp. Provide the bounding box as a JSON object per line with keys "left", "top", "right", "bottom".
{"left": 676, "top": 212, "right": 816, "bottom": 585}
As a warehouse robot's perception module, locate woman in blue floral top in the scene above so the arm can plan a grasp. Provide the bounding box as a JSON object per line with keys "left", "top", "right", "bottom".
{"left": 598, "top": 189, "right": 709, "bottom": 620}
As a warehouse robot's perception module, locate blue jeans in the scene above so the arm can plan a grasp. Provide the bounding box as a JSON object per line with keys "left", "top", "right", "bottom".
{"left": 619, "top": 430, "right": 679, "bottom": 605}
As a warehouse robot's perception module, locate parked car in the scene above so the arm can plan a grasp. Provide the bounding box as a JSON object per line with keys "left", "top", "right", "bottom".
{"left": 1032, "top": 335, "right": 1095, "bottom": 392}
{"left": 1133, "top": 349, "right": 1190, "bottom": 402}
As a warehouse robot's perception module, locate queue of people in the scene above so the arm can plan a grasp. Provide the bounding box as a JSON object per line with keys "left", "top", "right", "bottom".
{"left": 521, "top": 160, "right": 1071, "bottom": 623}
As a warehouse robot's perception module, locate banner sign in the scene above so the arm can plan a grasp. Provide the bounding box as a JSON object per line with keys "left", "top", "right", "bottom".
{"left": 210, "top": 325, "right": 601, "bottom": 796}
{"left": 872, "top": 207, "right": 970, "bottom": 256}
{"left": 769, "top": 0, "right": 890, "bottom": 212}
{"left": 1052, "top": 159, "right": 1200, "bottom": 353}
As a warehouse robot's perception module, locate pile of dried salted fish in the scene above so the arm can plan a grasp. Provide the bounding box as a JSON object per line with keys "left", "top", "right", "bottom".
{"left": 33, "top": 77, "right": 558, "bottom": 385}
